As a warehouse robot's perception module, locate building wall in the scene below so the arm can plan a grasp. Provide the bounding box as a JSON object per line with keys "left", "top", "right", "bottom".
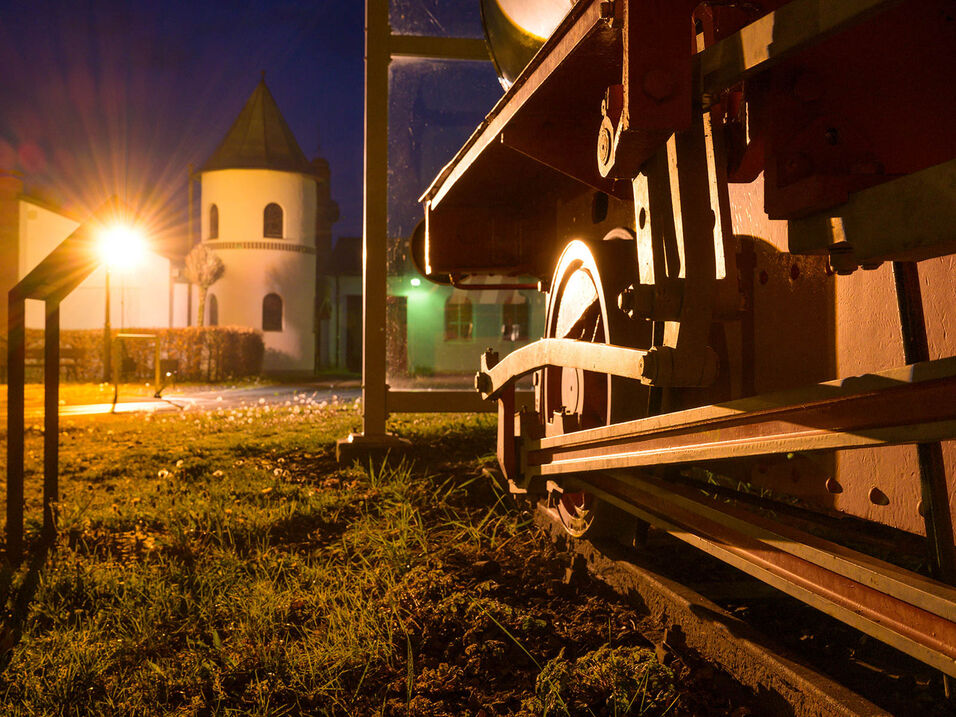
{"left": 201, "top": 168, "right": 317, "bottom": 373}
{"left": 326, "top": 275, "right": 545, "bottom": 377}
{"left": 387, "top": 278, "right": 545, "bottom": 376}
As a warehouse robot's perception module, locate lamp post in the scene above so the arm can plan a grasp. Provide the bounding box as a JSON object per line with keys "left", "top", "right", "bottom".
{"left": 103, "top": 266, "right": 111, "bottom": 382}
{"left": 98, "top": 225, "right": 146, "bottom": 383}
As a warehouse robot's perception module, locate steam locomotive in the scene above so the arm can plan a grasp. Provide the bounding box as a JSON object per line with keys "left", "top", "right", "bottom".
{"left": 416, "top": 0, "right": 956, "bottom": 681}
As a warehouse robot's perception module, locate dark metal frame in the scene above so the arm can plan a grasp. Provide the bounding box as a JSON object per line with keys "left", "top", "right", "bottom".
{"left": 5, "top": 198, "right": 121, "bottom": 563}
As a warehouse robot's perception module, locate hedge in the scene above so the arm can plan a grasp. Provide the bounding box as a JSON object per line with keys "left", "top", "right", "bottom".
{"left": 0, "top": 326, "right": 264, "bottom": 383}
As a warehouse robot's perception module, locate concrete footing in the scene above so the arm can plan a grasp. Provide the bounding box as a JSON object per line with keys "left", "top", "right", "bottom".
{"left": 335, "top": 432, "right": 411, "bottom": 465}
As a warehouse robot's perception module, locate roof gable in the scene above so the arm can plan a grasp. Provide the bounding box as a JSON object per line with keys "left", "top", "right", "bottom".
{"left": 200, "top": 79, "right": 313, "bottom": 175}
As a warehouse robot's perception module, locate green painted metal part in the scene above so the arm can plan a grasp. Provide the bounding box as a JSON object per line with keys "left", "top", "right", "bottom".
{"left": 480, "top": 0, "right": 569, "bottom": 89}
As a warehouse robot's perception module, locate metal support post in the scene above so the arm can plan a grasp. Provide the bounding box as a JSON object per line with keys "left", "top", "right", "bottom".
{"left": 337, "top": 0, "right": 409, "bottom": 463}
{"left": 154, "top": 339, "right": 162, "bottom": 397}
{"left": 186, "top": 164, "right": 194, "bottom": 326}
{"left": 363, "top": 0, "right": 389, "bottom": 438}
{"left": 43, "top": 300, "right": 60, "bottom": 540}
{"left": 4, "top": 195, "right": 127, "bottom": 562}
{"left": 6, "top": 294, "right": 25, "bottom": 562}
{"left": 103, "top": 266, "right": 111, "bottom": 382}
{"left": 335, "top": 1, "right": 507, "bottom": 463}
{"left": 893, "top": 260, "right": 956, "bottom": 698}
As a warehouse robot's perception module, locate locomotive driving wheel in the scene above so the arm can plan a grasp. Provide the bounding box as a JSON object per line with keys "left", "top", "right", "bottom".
{"left": 539, "top": 229, "right": 650, "bottom": 537}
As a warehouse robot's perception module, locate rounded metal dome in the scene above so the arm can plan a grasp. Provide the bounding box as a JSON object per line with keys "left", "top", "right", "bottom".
{"left": 480, "top": 0, "right": 571, "bottom": 90}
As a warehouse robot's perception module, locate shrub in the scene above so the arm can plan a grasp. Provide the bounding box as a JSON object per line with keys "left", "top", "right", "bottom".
{"left": 1, "top": 326, "right": 264, "bottom": 382}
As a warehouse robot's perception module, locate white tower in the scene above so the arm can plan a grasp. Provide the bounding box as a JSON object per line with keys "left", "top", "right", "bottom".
{"left": 199, "top": 79, "right": 320, "bottom": 373}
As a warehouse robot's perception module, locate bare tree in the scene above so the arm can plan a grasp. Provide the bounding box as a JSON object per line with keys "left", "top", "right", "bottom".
{"left": 184, "top": 244, "right": 225, "bottom": 327}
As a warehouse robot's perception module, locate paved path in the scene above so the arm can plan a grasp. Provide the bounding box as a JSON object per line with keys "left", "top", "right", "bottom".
{"left": 58, "top": 382, "right": 363, "bottom": 416}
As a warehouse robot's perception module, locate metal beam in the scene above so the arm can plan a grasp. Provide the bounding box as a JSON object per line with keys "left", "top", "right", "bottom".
{"left": 387, "top": 389, "right": 533, "bottom": 414}
{"left": 698, "top": 0, "right": 903, "bottom": 98}
{"left": 788, "top": 159, "right": 956, "bottom": 262}
{"left": 389, "top": 34, "right": 489, "bottom": 61}
{"left": 525, "top": 356, "right": 956, "bottom": 477}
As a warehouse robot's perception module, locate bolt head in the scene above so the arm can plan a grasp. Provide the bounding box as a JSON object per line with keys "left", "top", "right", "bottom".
{"left": 617, "top": 287, "right": 635, "bottom": 313}
{"left": 474, "top": 371, "right": 492, "bottom": 395}
{"left": 643, "top": 68, "right": 675, "bottom": 101}
{"left": 598, "top": 127, "right": 612, "bottom": 166}
{"left": 482, "top": 348, "right": 499, "bottom": 368}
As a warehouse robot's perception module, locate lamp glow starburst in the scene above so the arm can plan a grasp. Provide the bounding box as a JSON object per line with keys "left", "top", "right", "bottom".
{"left": 98, "top": 224, "right": 146, "bottom": 270}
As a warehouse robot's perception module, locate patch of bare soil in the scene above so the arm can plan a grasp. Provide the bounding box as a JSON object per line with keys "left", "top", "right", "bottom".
{"left": 355, "top": 464, "right": 756, "bottom": 716}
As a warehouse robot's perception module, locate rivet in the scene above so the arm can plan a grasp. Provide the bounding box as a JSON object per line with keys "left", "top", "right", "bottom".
{"left": 643, "top": 68, "right": 675, "bottom": 101}
{"left": 869, "top": 487, "right": 890, "bottom": 506}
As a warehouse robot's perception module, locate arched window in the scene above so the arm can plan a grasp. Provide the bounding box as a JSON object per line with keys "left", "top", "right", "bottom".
{"left": 207, "top": 294, "right": 218, "bottom": 327}
{"left": 444, "top": 295, "right": 472, "bottom": 341}
{"left": 263, "top": 203, "right": 283, "bottom": 238}
{"left": 262, "top": 293, "right": 283, "bottom": 331}
{"left": 209, "top": 204, "right": 219, "bottom": 239}
{"left": 501, "top": 293, "right": 529, "bottom": 341}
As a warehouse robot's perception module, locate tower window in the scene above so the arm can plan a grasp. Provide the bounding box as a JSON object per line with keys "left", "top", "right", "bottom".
{"left": 444, "top": 296, "right": 473, "bottom": 341}
{"left": 262, "top": 293, "right": 283, "bottom": 331}
{"left": 264, "top": 203, "right": 283, "bottom": 238}
{"left": 209, "top": 204, "right": 219, "bottom": 239}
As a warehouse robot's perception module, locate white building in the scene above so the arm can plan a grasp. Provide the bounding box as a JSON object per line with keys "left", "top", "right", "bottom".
{"left": 0, "top": 79, "right": 338, "bottom": 378}
{"left": 197, "top": 78, "right": 337, "bottom": 374}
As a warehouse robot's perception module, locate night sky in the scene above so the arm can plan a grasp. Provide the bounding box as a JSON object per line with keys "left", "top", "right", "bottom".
{"left": 0, "top": 0, "right": 366, "bottom": 254}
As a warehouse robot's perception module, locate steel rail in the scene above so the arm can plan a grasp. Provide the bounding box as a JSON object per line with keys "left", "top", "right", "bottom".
{"left": 534, "top": 504, "right": 892, "bottom": 715}
{"left": 523, "top": 356, "right": 956, "bottom": 477}
{"left": 579, "top": 470, "right": 956, "bottom": 677}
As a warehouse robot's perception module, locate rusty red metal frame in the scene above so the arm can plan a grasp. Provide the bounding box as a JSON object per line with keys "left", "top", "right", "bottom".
{"left": 521, "top": 356, "right": 956, "bottom": 478}
{"left": 422, "top": 0, "right": 903, "bottom": 214}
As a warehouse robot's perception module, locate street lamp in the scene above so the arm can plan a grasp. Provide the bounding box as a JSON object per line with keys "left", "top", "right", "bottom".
{"left": 98, "top": 225, "right": 146, "bottom": 381}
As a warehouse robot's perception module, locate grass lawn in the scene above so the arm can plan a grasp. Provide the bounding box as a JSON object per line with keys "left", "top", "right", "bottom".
{"left": 0, "top": 397, "right": 746, "bottom": 715}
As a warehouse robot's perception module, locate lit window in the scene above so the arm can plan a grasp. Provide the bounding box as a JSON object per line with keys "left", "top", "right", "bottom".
{"left": 263, "top": 203, "right": 283, "bottom": 238}
{"left": 502, "top": 294, "right": 529, "bottom": 341}
{"left": 262, "top": 293, "right": 283, "bottom": 331}
{"left": 444, "top": 296, "right": 473, "bottom": 341}
{"left": 207, "top": 294, "right": 218, "bottom": 326}
{"left": 209, "top": 204, "right": 219, "bottom": 239}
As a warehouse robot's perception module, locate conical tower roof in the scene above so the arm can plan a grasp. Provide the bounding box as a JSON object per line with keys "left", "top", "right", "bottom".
{"left": 201, "top": 78, "right": 314, "bottom": 175}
